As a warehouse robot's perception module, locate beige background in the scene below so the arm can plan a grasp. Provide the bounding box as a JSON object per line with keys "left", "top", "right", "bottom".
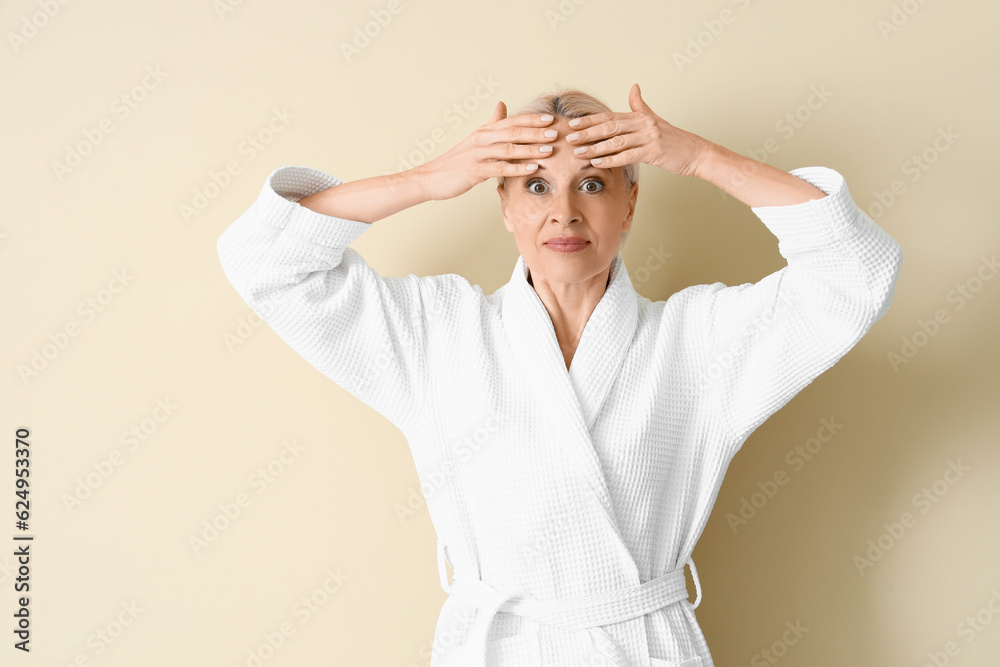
{"left": 2, "top": 0, "right": 997, "bottom": 665}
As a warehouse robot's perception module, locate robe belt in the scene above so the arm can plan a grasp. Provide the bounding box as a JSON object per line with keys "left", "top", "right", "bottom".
{"left": 436, "top": 539, "right": 702, "bottom": 667}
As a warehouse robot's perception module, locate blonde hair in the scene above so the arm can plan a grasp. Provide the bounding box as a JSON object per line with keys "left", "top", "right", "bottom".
{"left": 496, "top": 87, "right": 638, "bottom": 253}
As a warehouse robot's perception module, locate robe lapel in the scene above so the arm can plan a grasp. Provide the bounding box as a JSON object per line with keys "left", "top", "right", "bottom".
{"left": 500, "top": 253, "right": 639, "bottom": 539}
{"left": 566, "top": 254, "right": 639, "bottom": 431}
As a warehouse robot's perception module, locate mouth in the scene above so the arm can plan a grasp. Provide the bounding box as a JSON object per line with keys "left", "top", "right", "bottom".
{"left": 544, "top": 237, "right": 590, "bottom": 253}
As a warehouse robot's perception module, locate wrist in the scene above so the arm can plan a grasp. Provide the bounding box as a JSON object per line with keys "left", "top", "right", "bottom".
{"left": 692, "top": 140, "right": 726, "bottom": 182}
{"left": 407, "top": 163, "right": 437, "bottom": 202}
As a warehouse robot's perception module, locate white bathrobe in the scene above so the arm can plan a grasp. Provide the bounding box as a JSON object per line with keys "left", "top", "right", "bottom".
{"left": 216, "top": 164, "right": 903, "bottom": 667}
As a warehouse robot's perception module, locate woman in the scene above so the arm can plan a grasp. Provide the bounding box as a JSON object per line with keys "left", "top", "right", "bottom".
{"left": 217, "top": 84, "right": 903, "bottom": 667}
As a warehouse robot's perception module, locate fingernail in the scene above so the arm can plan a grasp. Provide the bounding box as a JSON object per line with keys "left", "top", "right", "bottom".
{"left": 526, "top": 163, "right": 538, "bottom": 171}
{"left": 566, "top": 132, "right": 579, "bottom": 141}
{"left": 544, "top": 129, "right": 558, "bottom": 138}
{"left": 539, "top": 145, "right": 553, "bottom": 153}
{"left": 573, "top": 146, "right": 587, "bottom": 154}
{"left": 569, "top": 118, "right": 582, "bottom": 127}
{"left": 540, "top": 114, "right": 554, "bottom": 122}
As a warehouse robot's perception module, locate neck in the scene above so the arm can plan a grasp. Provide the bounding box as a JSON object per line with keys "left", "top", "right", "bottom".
{"left": 526, "top": 260, "right": 614, "bottom": 362}
{"left": 527, "top": 265, "right": 613, "bottom": 289}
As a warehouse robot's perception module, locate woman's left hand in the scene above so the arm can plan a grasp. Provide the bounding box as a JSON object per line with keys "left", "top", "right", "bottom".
{"left": 565, "top": 83, "right": 714, "bottom": 179}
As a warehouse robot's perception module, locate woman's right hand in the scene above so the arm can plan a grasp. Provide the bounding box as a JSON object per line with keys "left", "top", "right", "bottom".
{"left": 413, "top": 102, "right": 558, "bottom": 201}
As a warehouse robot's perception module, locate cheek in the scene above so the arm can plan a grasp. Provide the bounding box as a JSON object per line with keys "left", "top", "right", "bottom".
{"left": 507, "top": 204, "right": 548, "bottom": 230}
{"left": 512, "top": 197, "right": 548, "bottom": 219}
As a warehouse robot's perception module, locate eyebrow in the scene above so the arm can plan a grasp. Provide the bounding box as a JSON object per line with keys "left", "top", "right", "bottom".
{"left": 527, "top": 163, "right": 604, "bottom": 174}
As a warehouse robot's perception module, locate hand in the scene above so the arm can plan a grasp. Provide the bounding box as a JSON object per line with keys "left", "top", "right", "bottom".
{"left": 413, "top": 102, "right": 557, "bottom": 201}
{"left": 563, "top": 83, "right": 714, "bottom": 179}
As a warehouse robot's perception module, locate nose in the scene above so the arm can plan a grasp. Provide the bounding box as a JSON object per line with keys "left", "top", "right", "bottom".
{"left": 546, "top": 184, "right": 583, "bottom": 227}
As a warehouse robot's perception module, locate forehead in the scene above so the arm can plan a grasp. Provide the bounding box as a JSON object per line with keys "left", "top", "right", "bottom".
{"left": 510, "top": 117, "right": 620, "bottom": 180}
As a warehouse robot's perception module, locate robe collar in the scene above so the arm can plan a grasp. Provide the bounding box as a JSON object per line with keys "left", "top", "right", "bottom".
{"left": 500, "top": 252, "right": 639, "bottom": 544}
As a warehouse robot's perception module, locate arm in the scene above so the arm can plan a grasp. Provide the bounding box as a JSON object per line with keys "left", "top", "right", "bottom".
{"left": 691, "top": 164, "right": 903, "bottom": 453}
{"left": 296, "top": 168, "right": 432, "bottom": 223}
{"left": 217, "top": 107, "right": 559, "bottom": 430}
{"left": 695, "top": 141, "right": 828, "bottom": 207}
{"left": 469, "top": 84, "right": 899, "bottom": 451}
{"left": 217, "top": 107, "right": 564, "bottom": 428}
{"left": 554, "top": 87, "right": 900, "bottom": 448}
{"left": 216, "top": 165, "right": 437, "bottom": 432}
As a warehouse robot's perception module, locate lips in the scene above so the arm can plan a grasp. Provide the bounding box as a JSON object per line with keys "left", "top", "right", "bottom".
{"left": 544, "top": 237, "right": 590, "bottom": 254}
{"left": 545, "top": 237, "right": 588, "bottom": 246}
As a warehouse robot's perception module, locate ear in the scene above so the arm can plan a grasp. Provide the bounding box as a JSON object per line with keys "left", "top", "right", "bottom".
{"left": 497, "top": 182, "right": 514, "bottom": 234}
{"left": 622, "top": 181, "right": 638, "bottom": 233}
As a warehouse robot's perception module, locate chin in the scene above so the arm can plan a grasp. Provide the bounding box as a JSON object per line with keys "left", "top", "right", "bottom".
{"left": 536, "top": 257, "right": 605, "bottom": 283}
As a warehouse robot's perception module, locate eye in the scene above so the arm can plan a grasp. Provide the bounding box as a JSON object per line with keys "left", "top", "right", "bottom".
{"left": 525, "top": 178, "right": 605, "bottom": 194}
{"left": 526, "top": 179, "right": 547, "bottom": 195}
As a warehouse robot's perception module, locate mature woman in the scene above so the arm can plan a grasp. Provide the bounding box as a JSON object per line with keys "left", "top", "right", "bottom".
{"left": 217, "top": 84, "right": 903, "bottom": 667}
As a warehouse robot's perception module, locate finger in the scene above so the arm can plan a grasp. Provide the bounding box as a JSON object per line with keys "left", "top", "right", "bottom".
{"left": 479, "top": 157, "right": 543, "bottom": 179}
{"left": 481, "top": 118, "right": 560, "bottom": 152}
{"left": 566, "top": 110, "right": 615, "bottom": 132}
{"left": 480, "top": 137, "right": 556, "bottom": 166}
{"left": 489, "top": 101, "right": 507, "bottom": 124}
{"left": 585, "top": 145, "right": 640, "bottom": 170}
{"left": 628, "top": 83, "right": 645, "bottom": 112}
{"left": 566, "top": 115, "right": 632, "bottom": 147}
{"left": 492, "top": 112, "right": 554, "bottom": 131}
{"left": 481, "top": 111, "right": 556, "bottom": 141}
{"left": 573, "top": 133, "right": 643, "bottom": 168}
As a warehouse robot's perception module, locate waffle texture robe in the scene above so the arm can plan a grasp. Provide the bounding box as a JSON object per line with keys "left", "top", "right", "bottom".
{"left": 216, "top": 164, "right": 903, "bottom": 667}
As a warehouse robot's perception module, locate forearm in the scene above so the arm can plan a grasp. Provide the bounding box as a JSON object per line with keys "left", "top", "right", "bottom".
{"left": 694, "top": 142, "right": 827, "bottom": 208}
{"left": 296, "top": 168, "right": 431, "bottom": 224}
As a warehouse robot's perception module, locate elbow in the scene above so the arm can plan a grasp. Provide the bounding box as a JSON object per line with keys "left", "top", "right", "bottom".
{"left": 216, "top": 226, "right": 246, "bottom": 297}
{"left": 870, "top": 236, "right": 904, "bottom": 322}
{"left": 216, "top": 229, "right": 232, "bottom": 276}
{"left": 798, "top": 234, "right": 903, "bottom": 347}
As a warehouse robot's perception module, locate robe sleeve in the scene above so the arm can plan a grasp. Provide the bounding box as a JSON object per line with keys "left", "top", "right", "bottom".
{"left": 698, "top": 166, "right": 903, "bottom": 452}
{"left": 216, "top": 165, "right": 430, "bottom": 433}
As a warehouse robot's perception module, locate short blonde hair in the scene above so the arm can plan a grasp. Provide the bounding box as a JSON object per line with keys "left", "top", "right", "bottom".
{"left": 496, "top": 87, "right": 638, "bottom": 253}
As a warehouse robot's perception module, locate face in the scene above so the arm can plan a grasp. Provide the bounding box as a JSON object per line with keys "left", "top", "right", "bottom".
{"left": 496, "top": 116, "right": 638, "bottom": 287}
